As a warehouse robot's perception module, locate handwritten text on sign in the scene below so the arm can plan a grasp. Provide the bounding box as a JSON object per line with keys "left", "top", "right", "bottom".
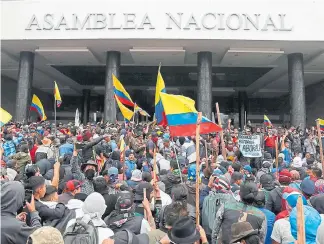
{"left": 238, "top": 134, "right": 262, "bottom": 158}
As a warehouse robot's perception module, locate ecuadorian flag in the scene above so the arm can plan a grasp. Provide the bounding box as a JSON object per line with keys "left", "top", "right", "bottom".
{"left": 115, "top": 95, "right": 134, "bottom": 121}
{"left": 113, "top": 75, "right": 134, "bottom": 107}
{"left": 264, "top": 115, "right": 272, "bottom": 127}
{"left": 113, "top": 75, "right": 150, "bottom": 117}
{"left": 318, "top": 118, "right": 324, "bottom": 131}
{"left": 30, "top": 94, "right": 47, "bottom": 121}
{"left": 159, "top": 92, "right": 222, "bottom": 136}
{"left": 54, "top": 81, "right": 62, "bottom": 107}
{"left": 155, "top": 67, "right": 167, "bottom": 126}
{"left": 0, "top": 108, "right": 12, "bottom": 127}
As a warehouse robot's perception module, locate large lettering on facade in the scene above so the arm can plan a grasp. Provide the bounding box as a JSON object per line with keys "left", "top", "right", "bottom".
{"left": 25, "top": 13, "right": 292, "bottom": 31}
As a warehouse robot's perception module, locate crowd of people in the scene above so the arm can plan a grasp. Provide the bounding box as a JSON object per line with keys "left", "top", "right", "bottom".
{"left": 1, "top": 120, "right": 324, "bottom": 244}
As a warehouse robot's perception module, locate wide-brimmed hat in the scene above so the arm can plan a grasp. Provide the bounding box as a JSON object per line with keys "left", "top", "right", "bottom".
{"left": 41, "top": 137, "right": 52, "bottom": 146}
{"left": 230, "top": 222, "right": 259, "bottom": 243}
{"left": 167, "top": 216, "right": 200, "bottom": 244}
{"left": 81, "top": 160, "right": 98, "bottom": 171}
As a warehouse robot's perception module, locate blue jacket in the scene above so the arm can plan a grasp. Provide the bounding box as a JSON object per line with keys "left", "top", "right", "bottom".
{"left": 59, "top": 143, "right": 74, "bottom": 156}
{"left": 259, "top": 207, "right": 275, "bottom": 244}
{"left": 125, "top": 160, "right": 136, "bottom": 172}
{"left": 3, "top": 136, "right": 22, "bottom": 157}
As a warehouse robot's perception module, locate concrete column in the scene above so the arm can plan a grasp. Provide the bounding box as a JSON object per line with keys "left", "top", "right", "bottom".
{"left": 104, "top": 51, "right": 120, "bottom": 122}
{"left": 197, "top": 52, "right": 212, "bottom": 119}
{"left": 15, "top": 51, "right": 34, "bottom": 122}
{"left": 238, "top": 91, "right": 248, "bottom": 129}
{"left": 82, "top": 89, "right": 91, "bottom": 124}
{"left": 288, "top": 53, "right": 306, "bottom": 130}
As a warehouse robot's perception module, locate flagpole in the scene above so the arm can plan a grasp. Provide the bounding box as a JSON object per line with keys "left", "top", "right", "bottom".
{"left": 216, "top": 103, "right": 227, "bottom": 160}
{"left": 54, "top": 99, "right": 57, "bottom": 137}
{"left": 132, "top": 103, "right": 136, "bottom": 123}
{"left": 173, "top": 145, "right": 183, "bottom": 183}
{"left": 195, "top": 112, "right": 202, "bottom": 227}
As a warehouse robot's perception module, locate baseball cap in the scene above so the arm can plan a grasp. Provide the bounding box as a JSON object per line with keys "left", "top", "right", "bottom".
{"left": 65, "top": 180, "right": 82, "bottom": 192}
{"left": 243, "top": 165, "right": 252, "bottom": 174}
{"left": 283, "top": 192, "right": 307, "bottom": 208}
{"left": 108, "top": 167, "right": 118, "bottom": 176}
{"left": 131, "top": 169, "right": 142, "bottom": 182}
{"left": 300, "top": 178, "right": 316, "bottom": 196}
{"left": 115, "top": 191, "right": 134, "bottom": 211}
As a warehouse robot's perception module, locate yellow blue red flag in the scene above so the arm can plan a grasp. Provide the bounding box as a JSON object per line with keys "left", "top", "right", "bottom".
{"left": 264, "top": 115, "right": 272, "bottom": 127}
{"left": 115, "top": 95, "right": 134, "bottom": 121}
{"left": 30, "top": 94, "right": 47, "bottom": 121}
{"left": 159, "top": 92, "right": 221, "bottom": 136}
{"left": 317, "top": 118, "right": 324, "bottom": 131}
{"left": 113, "top": 75, "right": 134, "bottom": 107}
{"left": 113, "top": 75, "right": 150, "bottom": 117}
{"left": 54, "top": 81, "right": 62, "bottom": 107}
{"left": 0, "top": 108, "right": 12, "bottom": 127}
{"left": 155, "top": 66, "right": 167, "bottom": 126}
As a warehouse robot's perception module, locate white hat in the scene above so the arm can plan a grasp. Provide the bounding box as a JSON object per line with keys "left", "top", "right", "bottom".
{"left": 292, "top": 157, "right": 302, "bottom": 168}
{"left": 278, "top": 153, "right": 285, "bottom": 160}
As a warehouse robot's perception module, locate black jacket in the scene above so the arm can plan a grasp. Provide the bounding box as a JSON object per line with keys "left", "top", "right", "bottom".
{"left": 35, "top": 200, "right": 66, "bottom": 222}
{"left": 265, "top": 186, "right": 284, "bottom": 215}
{"left": 81, "top": 136, "right": 105, "bottom": 163}
{"left": 160, "top": 171, "right": 182, "bottom": 195}
{"left": 98, "top": 189, "right": 118, "bottom": 219}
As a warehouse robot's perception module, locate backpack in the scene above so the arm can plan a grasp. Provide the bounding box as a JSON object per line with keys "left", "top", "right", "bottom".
{"left": 202, "top": 191, "right": 235, "bottom": 236}
{"left": 35, "top": 151, "right": 48, "bottom": 162}
{"left": 63, "top": 219, "right": 99, "bottom": 244}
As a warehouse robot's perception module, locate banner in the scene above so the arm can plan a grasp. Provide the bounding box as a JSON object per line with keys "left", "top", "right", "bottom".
{"left": 238, "top": 134, "right": 262, "bottom": 157}
{"left": 75, "top": 109, "right": 80, "bottom": 127}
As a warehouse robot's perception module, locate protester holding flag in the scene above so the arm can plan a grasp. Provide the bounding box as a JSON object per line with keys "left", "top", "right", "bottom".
{"left": 30, "top": 94, "right": 47, "bottom": 121}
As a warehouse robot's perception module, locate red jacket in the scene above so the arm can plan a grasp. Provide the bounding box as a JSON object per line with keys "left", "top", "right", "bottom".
{"left": 264, "top": 136, "right": 277, "bottom": 148}
{"left": 30, "top": 145, "right": 38, "bottom": 163}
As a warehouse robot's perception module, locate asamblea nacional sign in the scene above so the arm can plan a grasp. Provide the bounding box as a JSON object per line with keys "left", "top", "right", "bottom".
{"left": 25, "top": 13, "right": 292, "bottom": 32}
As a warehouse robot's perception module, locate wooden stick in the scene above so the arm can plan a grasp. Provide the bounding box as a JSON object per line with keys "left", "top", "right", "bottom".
{"left": 216, "top": 103, "right": 227, "bottom": 160}
{"left": 316, "top": 120, "right": 324, "bottom": 177}
{"left": 143, "top": 188, "right": 147, "bottom": 220}
{"left": 172, "top": 145, "right": 183, "bottom": 183}
{"left": 195, "top": 112, "right": 202, "bottom": 226}
{"left": 275, "top": 139, "right": 279, "bottom": 179}
{"left": 297, "top": 195, "right": 306, "bottom": 244}
{"left": 153, "top": 147, "right": 157, "bottom": 181}
{"left": 132, "top": 103, "right": 137, "bottom": 123}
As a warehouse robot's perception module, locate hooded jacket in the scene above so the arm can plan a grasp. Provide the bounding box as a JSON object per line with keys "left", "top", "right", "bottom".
{"left": 66, "top": 192, "right": 114, "bottom": 244}
{"left": 1, "top": 181, "right": 42, "bottom": 244}
{"left": 36, "top": 159, "right": 52, "bottom": 176}
{"left": 160, "top": 171, "right": 182, "bottom": 195}
{"left": 10, "top": 152, "right": 31, "bottom": 178}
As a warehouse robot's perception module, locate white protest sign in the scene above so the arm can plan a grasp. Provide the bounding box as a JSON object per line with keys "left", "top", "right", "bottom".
{"left": 238, "top": 134, "right": 262, "bottom": 157}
